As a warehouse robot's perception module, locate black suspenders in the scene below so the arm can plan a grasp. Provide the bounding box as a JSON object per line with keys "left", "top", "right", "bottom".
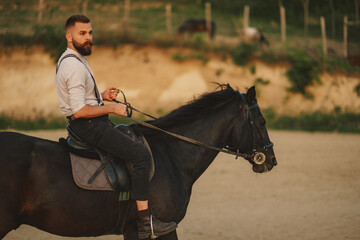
{"left": 56, "top": 54, "right": 103, "bottom": 106}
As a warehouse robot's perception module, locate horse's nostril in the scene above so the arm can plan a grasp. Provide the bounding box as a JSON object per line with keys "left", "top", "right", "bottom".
{"left": 272, "top": 157, "right": 277, "bottom": 166}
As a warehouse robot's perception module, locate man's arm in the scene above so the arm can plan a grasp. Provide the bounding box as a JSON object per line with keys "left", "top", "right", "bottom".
{"left": 73, "top": 87, "right": 125, "bottom": 119}
{"left": 73, "top": 103, "right": 127, "bottom": 119}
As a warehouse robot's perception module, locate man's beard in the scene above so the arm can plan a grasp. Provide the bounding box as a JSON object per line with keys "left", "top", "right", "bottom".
{"left": 73, "top": 39, "right": 93, "bottom": 56}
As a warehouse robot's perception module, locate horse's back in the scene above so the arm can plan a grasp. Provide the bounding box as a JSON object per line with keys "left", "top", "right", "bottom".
{"left": 0, "top": 131, "right": 66, "bottom": 175}
{"left": 0, "top": 131, "right": 36, "bottom": 172}
{"left": 0, "top": 131, "right": 52, "bottom": 236}
{"left": 0, "top": 131, "right": 124, "bottom": 237}
{"left": 0, "top": 132, "right": 71, "bottom": 227}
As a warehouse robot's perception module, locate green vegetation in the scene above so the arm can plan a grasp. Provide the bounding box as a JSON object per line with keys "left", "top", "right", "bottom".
{"left": 285, "top": 47, "right": 321, "bottom": 96}
{"left": 0, "top": 115, "right": 67, "bottom": 130}
{"left": 231, "top": 43, "right": 258, "bottom": 66}
{"left": 355, "top": 83, "right": 360, "bottom": 97}
{"left": 263, "top": 108, "right": 360, "bottom": 133}
{"left": 1, "top": 0, "right": 359, "bottom": 132}
{"left": 254, "top": 77, "right": 270, "bottom": 85}
{"left": 172, "top": 52, "right": 209, "bottom": 63}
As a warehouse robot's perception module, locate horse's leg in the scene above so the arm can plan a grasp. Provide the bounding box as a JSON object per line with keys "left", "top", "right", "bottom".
{"left": 157, "top": 230, "right": 178, "bottom": 240}
{"left": 0, "top": 207, "right": 18, "bottom": 239}
{"left": 123, "top": 222, "right": 178, "bottom": 240}
{"left": 124, "top": 232, "right": 139, "bottom": 240}
{"left": 124, "top": 230, "right": 178, "bottom": 240}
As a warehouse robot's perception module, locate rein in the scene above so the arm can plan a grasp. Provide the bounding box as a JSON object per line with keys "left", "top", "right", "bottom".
{"left": 113, "top": 90, "right": 273, "bottom": 163}
{"left": 116, "top": 90, "right": 157, "bottom": 120}
{"left": 113, "top": 91, "right": 251, "bottom": 160}
{"left": 126, "top": 115, "right": 250, "bottom": 159}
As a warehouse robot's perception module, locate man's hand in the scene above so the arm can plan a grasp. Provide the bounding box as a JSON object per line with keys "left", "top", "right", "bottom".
{"left": 112, "top": 103, "right": 128, "bottom": 117}
{"left": 102, "top": 87, "right": 119, "bottom": 101}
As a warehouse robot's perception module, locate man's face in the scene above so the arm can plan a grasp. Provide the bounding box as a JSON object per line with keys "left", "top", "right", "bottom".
{"left": 66, "top": 22, "right": 93, "bottom": 56}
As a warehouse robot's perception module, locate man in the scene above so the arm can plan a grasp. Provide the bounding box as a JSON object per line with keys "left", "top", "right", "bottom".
{"left": 55, "top": 15, "right": 177, "bottom": 239}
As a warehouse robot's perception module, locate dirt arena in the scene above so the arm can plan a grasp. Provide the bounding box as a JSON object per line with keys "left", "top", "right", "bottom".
{"left": 2, "top": 129, "right": 360, "bottom": 240}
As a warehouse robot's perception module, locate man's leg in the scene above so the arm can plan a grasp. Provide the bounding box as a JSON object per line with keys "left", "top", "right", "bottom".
{"left": 70, "top": 117, "right": 177, "bottom": 239}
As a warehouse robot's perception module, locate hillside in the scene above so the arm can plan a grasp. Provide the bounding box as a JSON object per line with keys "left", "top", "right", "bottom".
{"left": 0, "top": 45, "right": 359, "bottom": 120}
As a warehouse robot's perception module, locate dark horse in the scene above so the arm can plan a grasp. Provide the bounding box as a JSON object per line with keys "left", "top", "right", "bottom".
{"left": 0, "top": 85, "right": 276, "bottom": 240}
{"left": 178, "top": 18, "right": 216, "bottom": 39}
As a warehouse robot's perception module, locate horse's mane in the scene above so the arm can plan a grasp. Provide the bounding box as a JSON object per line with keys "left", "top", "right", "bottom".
{"left": 147, "top": 84, "right": 240, "bottom": 130}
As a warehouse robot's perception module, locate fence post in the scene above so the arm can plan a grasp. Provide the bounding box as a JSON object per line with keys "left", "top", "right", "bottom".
{"left": 320, "top": 16, "right": 327, "bottom": 56}
{"left": 344, "top": 16, "right": 348, "bottom": 58}
{"left": 166, "top": 4, "right": 172, "bottom": 34}
{"left": 82, "top": 0, "right": 89, "bottom": 16}
{"left": 37, "top": 0, "right": 44, "bottom": 24}
{"left": 123, "top": 0, "right": 130, "bottom": 34}
{"left": 280, "top": 6, "right": 286, "bottom": 42}
{"left": 301, "top": 0, "right": 309, "bottom": 33}
{"left": 243, "top": 5, "right": 250, "bottom": 32}
{"left": 205, "top": 2, "right": 212, "bottom": 39}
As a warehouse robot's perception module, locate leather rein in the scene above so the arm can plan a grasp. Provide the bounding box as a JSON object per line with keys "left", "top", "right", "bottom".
{"left": 114, "top": 90, "right": 272, "bottom": 162}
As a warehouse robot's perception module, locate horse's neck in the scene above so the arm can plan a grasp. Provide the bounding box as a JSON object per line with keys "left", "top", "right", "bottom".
{"left": 159, "top": 112, "right": 234, "bottom": 187}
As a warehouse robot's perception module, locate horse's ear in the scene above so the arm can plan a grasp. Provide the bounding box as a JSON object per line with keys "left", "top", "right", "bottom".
{"left": 246, "top": 86, "right": 256, "bottom": 104}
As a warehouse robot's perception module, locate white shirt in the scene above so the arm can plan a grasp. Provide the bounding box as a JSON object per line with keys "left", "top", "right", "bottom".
{"left": 55, "top": 48, "right": 103, "bottom": 117}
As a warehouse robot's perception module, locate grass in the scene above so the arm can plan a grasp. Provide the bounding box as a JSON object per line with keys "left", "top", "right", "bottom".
{"left": 1, "top": 110, "right": 359, "bottom": 134}
{"left": 172, "top": 51, "right": 209, "bottom": 63}
{"left": 0, "top": 115, "right": 67, "bottom": 130}
{"left": 263, "top": 108, "right": 360, "bottom": 133}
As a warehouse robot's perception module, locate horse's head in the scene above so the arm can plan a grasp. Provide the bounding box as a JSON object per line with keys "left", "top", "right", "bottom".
{"left": 229, "top": 86, "right": 277, "bottom": 173}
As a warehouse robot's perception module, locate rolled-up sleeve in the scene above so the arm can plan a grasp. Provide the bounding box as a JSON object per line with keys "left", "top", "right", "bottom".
{"left": 63, "top": 61, "right": 87, "bottom": 114}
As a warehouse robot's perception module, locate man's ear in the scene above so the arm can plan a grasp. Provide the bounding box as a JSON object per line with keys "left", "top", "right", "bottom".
{"left": 65, "top": 32, "right": 72, "bottom": 43}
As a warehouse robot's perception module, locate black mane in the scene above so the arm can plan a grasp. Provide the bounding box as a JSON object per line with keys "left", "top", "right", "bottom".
{"left": 147, "top": 84, "right": 241, "bottom": 130}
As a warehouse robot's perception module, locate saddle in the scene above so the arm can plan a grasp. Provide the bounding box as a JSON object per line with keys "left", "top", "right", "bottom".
{"left": 59, "top": 124, "right": 154, "bottom": 193}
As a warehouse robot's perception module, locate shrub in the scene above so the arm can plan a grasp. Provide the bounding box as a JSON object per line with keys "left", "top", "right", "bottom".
{"left": 286, "top": 48, "right": 321, "bottom": 96}
{"left": 172, "top": 52, "right": 209, "bottom": 63}
{"left": 354, "top": 83, "right": 360, "bottom": 97}
{"left": 231, "top": 43, "right": 258, "bottom": 66}
{"left": 32, "top": 24, "right": 67, "bottom": 62}
{"left": 255, "top": 78, "right": 270, "bottom": 85}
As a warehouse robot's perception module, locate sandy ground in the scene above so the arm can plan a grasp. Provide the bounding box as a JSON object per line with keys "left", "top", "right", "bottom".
{"left": 3, "top": 129, "right": 360, "bottom": 240}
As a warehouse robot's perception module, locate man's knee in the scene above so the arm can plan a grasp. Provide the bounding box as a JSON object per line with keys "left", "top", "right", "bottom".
{"left": 132, "top": 145, "right": 152, "bottom": 167}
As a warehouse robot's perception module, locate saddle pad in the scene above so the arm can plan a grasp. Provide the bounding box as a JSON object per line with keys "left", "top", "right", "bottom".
{"left": 70, "top": 153, "right": 114, "bottom": 191}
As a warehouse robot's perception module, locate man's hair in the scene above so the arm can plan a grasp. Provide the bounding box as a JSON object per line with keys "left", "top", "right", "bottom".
{"left": 65, "top": 15, "right": 90, "bottom": 30}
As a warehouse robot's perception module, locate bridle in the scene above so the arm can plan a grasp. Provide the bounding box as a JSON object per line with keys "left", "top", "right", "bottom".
{"left": 230, "top": 93, "right": 274, "bottom": 164}
{"left": 114, "top": 90, "right": 273, "bottom": 165}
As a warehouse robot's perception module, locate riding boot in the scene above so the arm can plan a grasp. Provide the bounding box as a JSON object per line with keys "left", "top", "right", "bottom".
{"left": 137, "top": 214, "right": 178, "bottom": 239}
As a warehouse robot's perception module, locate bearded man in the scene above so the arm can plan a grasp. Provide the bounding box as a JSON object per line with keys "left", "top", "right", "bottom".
{"left": 55, "top": 15, "right": 177, "bottom": 239}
